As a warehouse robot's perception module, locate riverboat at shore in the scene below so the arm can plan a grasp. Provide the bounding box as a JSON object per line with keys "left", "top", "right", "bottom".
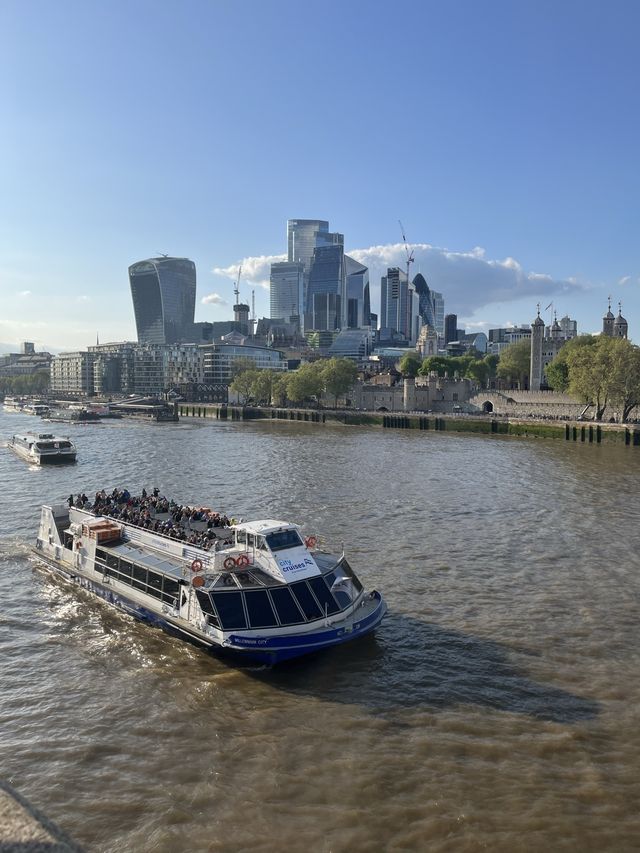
{"left": 9, "top": 433, "right": 77, "bottom": 465}
{"left": 33, "top": 500, "right": 386, "bottom": 665}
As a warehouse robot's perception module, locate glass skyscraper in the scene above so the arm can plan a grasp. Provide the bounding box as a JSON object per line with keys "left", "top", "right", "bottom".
{"left": 269, "top": 261, "right": 304, "bottom": 324}
{"left": 286, "top": 219, "right": 344, "bottom": 321}
{"left": 306, "top": 244, "right": 346, "bottom": 330}
{"left": 345, "top": 255, "right": 370, "bottom": 328}
{"left": 129, "top": 257, "right": 197, "bottom": 344}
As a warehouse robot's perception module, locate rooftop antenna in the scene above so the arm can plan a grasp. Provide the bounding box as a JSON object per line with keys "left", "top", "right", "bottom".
{"left": 156, "top": 252, "right": 169, "bottom": 258}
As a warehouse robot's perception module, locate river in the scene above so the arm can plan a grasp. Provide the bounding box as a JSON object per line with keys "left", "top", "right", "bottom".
{"left": 1, "top": 409, "right": 639, "bottom": 852}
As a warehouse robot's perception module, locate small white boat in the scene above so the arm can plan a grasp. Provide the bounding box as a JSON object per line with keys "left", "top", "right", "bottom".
{"left": 32, "top": 494, "right": 387, "bottom": 665}
{"left": 3, "top": 396, "right": 25, "bottom": 412}
{"left": 8, "top": 432, "right": 77, "bottom": 465}
{"left": 23, "top": 403, "right": 50, "bottom": 417}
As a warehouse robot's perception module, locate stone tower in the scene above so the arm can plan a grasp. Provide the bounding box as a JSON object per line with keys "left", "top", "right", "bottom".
{"left": 603, "top": 298, "right": 615, "bottom": 336}
{"left": 613, "top": 304, "right": 628, "bottom": 339}
{"left": 529, "top": 305, "right": 545, "bottom": 391}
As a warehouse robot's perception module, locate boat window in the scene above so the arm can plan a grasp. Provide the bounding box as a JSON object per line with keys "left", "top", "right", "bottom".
{"left": 96, "top": 548, "right": 107, "bottom": 564}
{"left": 257, "top": 536, "right": 268, "bottom": 551}
{"left": 147, "top": 570, "right": 163, "bottom": 598}
{"left": 132, "top": 564, "right": 147, "bottom": 591}
{"left": 236, "top": 529, "right": 247, "bottom": 545}
{"left": 265, "top": 529, "right": 303, "bottom": 552}
{"left": 247, "top": 533, "right": 255, "bottom": 549}
{"left": 106, "top": 553, "right": 119, "bottom": 569}
{"left": 244, "top": 590, "right": 278, "bottom": 628}
{"left": 195, "top": 590, "right": 220, "bottom": 628}
{"left": 162, "top": 577, "right": 180, "bottom": 603}
{"left": 269, "top": 587, "right": 306, "bottom": 625}
{"left": 289, "top": 581, "right": 323, "bottom": 620}
{"left": 308, "top": 576, "right": 340, "bottom": 615}
{"left": 118, "top": 559, "right": 133, "bottom": 579}
{"left": 338, "top": 558, "right": 363, "bottom": 593}
{"left": 211, "top": 591, "right": 247, "bottom": 630}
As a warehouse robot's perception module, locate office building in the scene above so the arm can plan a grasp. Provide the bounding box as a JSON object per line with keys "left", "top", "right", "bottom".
{"left": 270, "top": 261, "right": 304, "bottom": 325}
{"left": 129, "top": 256, "right": 196, "bottom": 344}
{"left": 444, "top": 314, "right": 457, "bottom": 344}
{"left": 380, "top": 268, "right": 420, "bottom": 344}
{"left": 306, "top": 244, "right": 346, "bottom": 330}
{"left": 286, "top": 219, "right": 344, "bottom": 319}
{"left": 345, "top": 255, "right": 371, "bottom": 328}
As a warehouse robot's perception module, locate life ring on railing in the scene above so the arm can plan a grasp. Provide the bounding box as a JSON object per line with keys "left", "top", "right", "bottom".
{"left": 223, "top": 556, "right": 236, "bottom": 570}
{"left": 305, "top": 536, "right": 317, "bottom": 549}
{"left": 235, "top": 554, "right": 250, "bottom": 568}
{"left": 191, "top": 574, "right": 204, "bottom": 588}
{"left": 191, "top": 558, "right": 203, "bottom": 573}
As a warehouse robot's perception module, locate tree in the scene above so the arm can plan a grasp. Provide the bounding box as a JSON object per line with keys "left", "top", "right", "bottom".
{"left": 465, "top": 360, "right": 490, "bottom": 386}
{"left": 418, "top": 356, "right": 455, "bottom": 377}
{"left": 271, "top": 373, "right": 289, "bottom": 407}
{"left": 251, "top": 370, "right": 277, "bottom": 406}
{"left": 545, "top": 335, "right": 598, "bottom": 392}
{"left": 321, "top": 358, "right": 358, "bottom": 406}
{"left": 567, "top": 336, "right": 618, "bottom": 421}
{"left": 286, "top": 362, "right": 324, "bottom": 404}
{"left": 608, "top": 339, "right": 640, "bottom": 422}
{"left": 398, "top": 352, "right": 422, "bottom": 378}
{"left": 497, "top": 339, "right": 531, "bottom": 388}
{"left": 230, "top": 368, "right": 258, "bottom": 404}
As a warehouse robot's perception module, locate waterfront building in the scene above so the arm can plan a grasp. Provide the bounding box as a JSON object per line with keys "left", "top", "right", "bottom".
{"left": 129, "top": 256, "right": 196, "bottom": 345}
{"left": 529, "top": 308, "right": 574, "bottom": 391}
{"left": 0, "top": 346, "right": 52, "bottom": 379}
{"left": 270, "top": 262, "right": 304, "bottom": 325}
{"left": 201, "top": 342, "right": 287, "bottom": 386}
{"left": 327, "top": 329, "right": 375, "bottom": 361}
{"left": 50, "top": 351, "right": 95, "bottom": 396}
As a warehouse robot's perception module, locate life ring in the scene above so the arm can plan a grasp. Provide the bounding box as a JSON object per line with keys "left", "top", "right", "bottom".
{"left": 191, "top": 558, "right": 203, "bottom": 573}
{"left": 305, "top": 536, "right": 317, "bottom": 549}
{"left": 192, "top": 574, "right": 204, "bottom": 588}
{"left": 235, "top": 554, "right": 249, "bottom": 568}
{"left": 223, "top": 556, "right": 236, "bottom": 570}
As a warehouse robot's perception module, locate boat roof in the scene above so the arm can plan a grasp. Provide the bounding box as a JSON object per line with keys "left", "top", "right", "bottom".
{"left": 233, "top": 519, "right": 301, "bottom": 536}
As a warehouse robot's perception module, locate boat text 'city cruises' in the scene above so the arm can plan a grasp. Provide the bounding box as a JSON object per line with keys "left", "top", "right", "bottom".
{"left": 33, "top": 495, "right": 387, "bottom": 665}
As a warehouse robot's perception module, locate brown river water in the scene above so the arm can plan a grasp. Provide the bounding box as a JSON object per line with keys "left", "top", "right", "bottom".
{"left": 1, "top": 409, "right": 639, "bottom": 852}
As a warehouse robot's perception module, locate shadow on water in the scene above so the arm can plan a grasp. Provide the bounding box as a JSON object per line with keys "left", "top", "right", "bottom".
{"left": 252, "top": 613, "right": 600, "bottom": 724}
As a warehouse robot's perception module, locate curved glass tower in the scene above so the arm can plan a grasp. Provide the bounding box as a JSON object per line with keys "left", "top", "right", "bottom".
{"left": 129, "top": 257, "right": 196, "bottom": 344}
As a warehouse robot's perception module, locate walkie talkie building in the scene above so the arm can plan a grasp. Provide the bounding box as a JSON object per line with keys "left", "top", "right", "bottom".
{"left": 129, "top": 257, "right": 196, "bottom": 344}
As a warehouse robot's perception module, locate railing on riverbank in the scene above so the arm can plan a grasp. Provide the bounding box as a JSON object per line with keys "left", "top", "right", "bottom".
{"left": 177, "top": 404, "right": 640, "bottom": 448}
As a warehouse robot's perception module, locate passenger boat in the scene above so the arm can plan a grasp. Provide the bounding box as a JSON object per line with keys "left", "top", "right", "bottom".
{"left": 8, "top": 432, "right": 77, "bottom": 465}
{"left": 3, "top": 396, "right": 25, "bottom": 412}
{"left": 23, "top": 402, "right": 50, "bottom": 417}
{"left": 33, "top": 499, "right": 387, "bottom": 665}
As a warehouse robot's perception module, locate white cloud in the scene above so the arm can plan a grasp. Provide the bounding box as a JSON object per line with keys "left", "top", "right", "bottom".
{"left": 201, "top": 293, "right": 228, "bottom": 306}
{"left": 212, "top": 253, "right": 286, "bottom": 292}
{"left": 76, "top": 294, "right": 91, "bottom": 303}
{"left": 18, "top": 290, "right": 32, "bottom": 298}
{"left": 618, "top": 275, "right": 631, "bottom": 286}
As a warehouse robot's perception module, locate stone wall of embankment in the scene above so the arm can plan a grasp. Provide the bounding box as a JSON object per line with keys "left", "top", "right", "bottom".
{"left": 177, "top": 404, "right": 640, "bottom": 448}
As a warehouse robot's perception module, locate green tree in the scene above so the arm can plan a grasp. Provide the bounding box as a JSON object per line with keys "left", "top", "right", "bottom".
{"left": 251, "top": 370, "right": 277, "bottom": 405}
{"left": 418, "top": 356, "right": 455, "bottom": 377}
{"left": 271, "top": 373, "right": 289, "bottom": 406}
{"left": 567, "top": 336, "right": 618, "bottom": 421}
{"left": 230, "top": 368, "right": 258, "bottom": 404}
{"left": 398, "top": 352, "right": 422, "bottom": 378}
{"left": 497, "top": 339, "right": 531, "bottom": 388}
{"left": 286, "top": 362, "right": 324, "bottom": 404}
{"left": 608, "top": 339, "right": 640, "bottom": 422}
{"left": 321, "top": 357, "right": 358, "bottom": 406}
{"left": 545, "top": 335, "right": 598, "bottom": 392}
{"left": 465, "top": 360, "right": 490, "bottom": 386}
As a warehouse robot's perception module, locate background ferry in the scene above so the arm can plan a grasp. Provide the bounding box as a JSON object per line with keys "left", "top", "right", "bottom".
{"left": 9, "top": 432, "right": 77, "bottom": 465}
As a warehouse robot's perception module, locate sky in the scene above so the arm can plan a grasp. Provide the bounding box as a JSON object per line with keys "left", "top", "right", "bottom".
{"left": 1, "top": 0, "right": 639, "bottom": 351}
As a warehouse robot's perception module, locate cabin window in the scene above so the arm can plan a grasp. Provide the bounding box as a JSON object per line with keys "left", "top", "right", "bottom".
{"left": 257, "top": 536, "right": 268, "bottom": 551}
{"left": 265, "top": 529, "right": 303, "bottom": 552}
{"left": 247, "top": 533, "right": 255, "bottom": 549}
{"left": 211, "top": 591, "right": 247, "bottom": 630}
{"left": 289, "top": 581, "right": 323, "bottom": 621}
{"left": 147, "top": 570, "right": 163, "bottom": 598}
{"left": 244, "top": 590, "right": 278, "bottom": 628}
{"left": 308, "top": 576, "right": 340, "bottom": 615}
{"left": 162, "top": 577, "right": 180, "bottom": 603}
{"left": 339, "top": 559, "right": 363, "bottom": 593}
{"left": 118, "top": 559, "right": 133, "bottom": 579}
{"left": 131, "top": 564, "right": 147, "bottom": 591}
{"left": 106, "top": 553, "right": 119, "bottom": 569}
{"left": 269, "top": 587, "right": 305, "bottom": 625}
{"left": 236, "top": 529, "right": 247, "bottom": 545}
{"left": 195, "top": 590, "right": 220, "bottom": 628}
{"left": 96, "top": 549, "right": 107, "bottom": 563}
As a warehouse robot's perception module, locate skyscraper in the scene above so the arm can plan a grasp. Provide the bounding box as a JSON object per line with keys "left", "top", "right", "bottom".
{"left": 380, "top": 267, "right": 419, "bottom": 343}
{"left": 345, "top": 255, "right": 370, "bottom": 328}
{"left": 286, "top": 219, "right": 343, "bottom": 319}
{"left": 129, "top": 256, "right": 196, "bottom": 344}
{"left": 306, "top": 244, "right": 346, "bottom": 330}
{"left": 270, "top": 262, "right": 304, "bottom": 324}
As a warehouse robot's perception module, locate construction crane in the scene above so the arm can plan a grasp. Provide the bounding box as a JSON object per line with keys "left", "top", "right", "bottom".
{"left": 234, "top": 264, "right": 242, "bottom": 305}
{"left": 398, "top": 220, "right": 415, "bottom": 285}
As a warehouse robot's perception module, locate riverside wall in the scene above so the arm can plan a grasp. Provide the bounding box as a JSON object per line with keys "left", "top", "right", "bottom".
{"left": 177, "top": 404, "right": 640, "bottom": 448}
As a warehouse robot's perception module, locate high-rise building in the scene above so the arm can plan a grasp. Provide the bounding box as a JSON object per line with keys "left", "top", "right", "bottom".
{"left": 345, "top": 255, "right": 370, "bottom": 328}
{"left": 286, "top": 219, "right": 343, "bottom": 319}
{"left": 129, "top": 256, "right": 196, "bottom": 344}
{"left": 306, "top": 244, "right": 346, "bottom": 330}
{"left": 270, "top": 262, "right": 304, "bottom": 325}
{"left": 380, "top": 268, "right": 420, "bottom": 343}
{"left": 444, "top": 314, "right": 458, "bottom": 344}
{"left": 432, "top": 291, "right": 445, "bottom": 337}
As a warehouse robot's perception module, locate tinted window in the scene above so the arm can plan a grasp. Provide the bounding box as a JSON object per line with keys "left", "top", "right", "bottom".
{"left": 339, "top": 558, "right": 363, "bottom": 593}
{"left": 163, "top": 578, "right": 180, "bottom": 602}
{"left": 119, "top": 559, "right": 133, "bottom": 579}
{"left": 132, "top": 564, "right": 147, "bottom": 591}
{"left": 266, "top": 530, "right": 303, "bottom": 552}
{"left": 308, "top": 576, "right": 340, "bottom": 615}
{"left": 290, "top": 581, "right": 322, "bottom": 620}
{"left": 147, "top": 570, "right": 163, "bottom": 598}
{"left": 211, "top": 591, "right": 247, "bottom": 630}
{"left": 245, "top": 590, "right": 278, "bottom": 628}
{"left": 106, "top": 553, "right": 119, "bottom": 569}
{"left": 269, "top": 587, "right": 305, "bottom": 625}
{"left": 195, "top": 589, "right": 215, "bottom": 615}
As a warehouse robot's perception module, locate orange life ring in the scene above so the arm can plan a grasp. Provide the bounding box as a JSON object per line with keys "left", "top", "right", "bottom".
{"left": 223, "top": 556, "right": 236, "bottom": 570}
{"left": 191, "top": 558, "right": 203, "bottom": 573}
{"left": 236, "top": 554, "right": 249, "bottom": 568}
{"left": 305, "top": 536, "right": 317, "bottom": 549}
{"left": 191, "top": 574, "right": 205, "bottom": 588}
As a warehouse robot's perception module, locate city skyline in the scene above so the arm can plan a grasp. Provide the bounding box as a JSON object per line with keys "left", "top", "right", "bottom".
{"left": 2, "top": 1, "right": 638, "bottom": 350}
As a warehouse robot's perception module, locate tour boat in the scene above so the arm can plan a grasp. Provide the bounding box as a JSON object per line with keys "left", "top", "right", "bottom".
{"left": 33, "top": 500, "right": 387, "bottom": 665}
{"left": 3, "top": 396, "right": 25, "bottom": 412}
{"left": 9, "top": 432, "right": 77, "bottom": 465}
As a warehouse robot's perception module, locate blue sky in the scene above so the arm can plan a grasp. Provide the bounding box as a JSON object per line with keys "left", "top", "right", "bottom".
{"left": 1, "top": 0, "right": 638, "bottom": 350}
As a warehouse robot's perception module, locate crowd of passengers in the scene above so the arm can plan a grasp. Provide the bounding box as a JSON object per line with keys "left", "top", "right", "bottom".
{"left": 67, "top": 487, "right": 234, "bottom": 552}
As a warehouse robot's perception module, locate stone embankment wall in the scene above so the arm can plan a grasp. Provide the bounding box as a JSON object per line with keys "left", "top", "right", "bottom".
{"left": 468, "top": 390, "right": 587, "bottom": 419}
{"left": 177, "top": 404, "right": 640, "bottom": 448}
